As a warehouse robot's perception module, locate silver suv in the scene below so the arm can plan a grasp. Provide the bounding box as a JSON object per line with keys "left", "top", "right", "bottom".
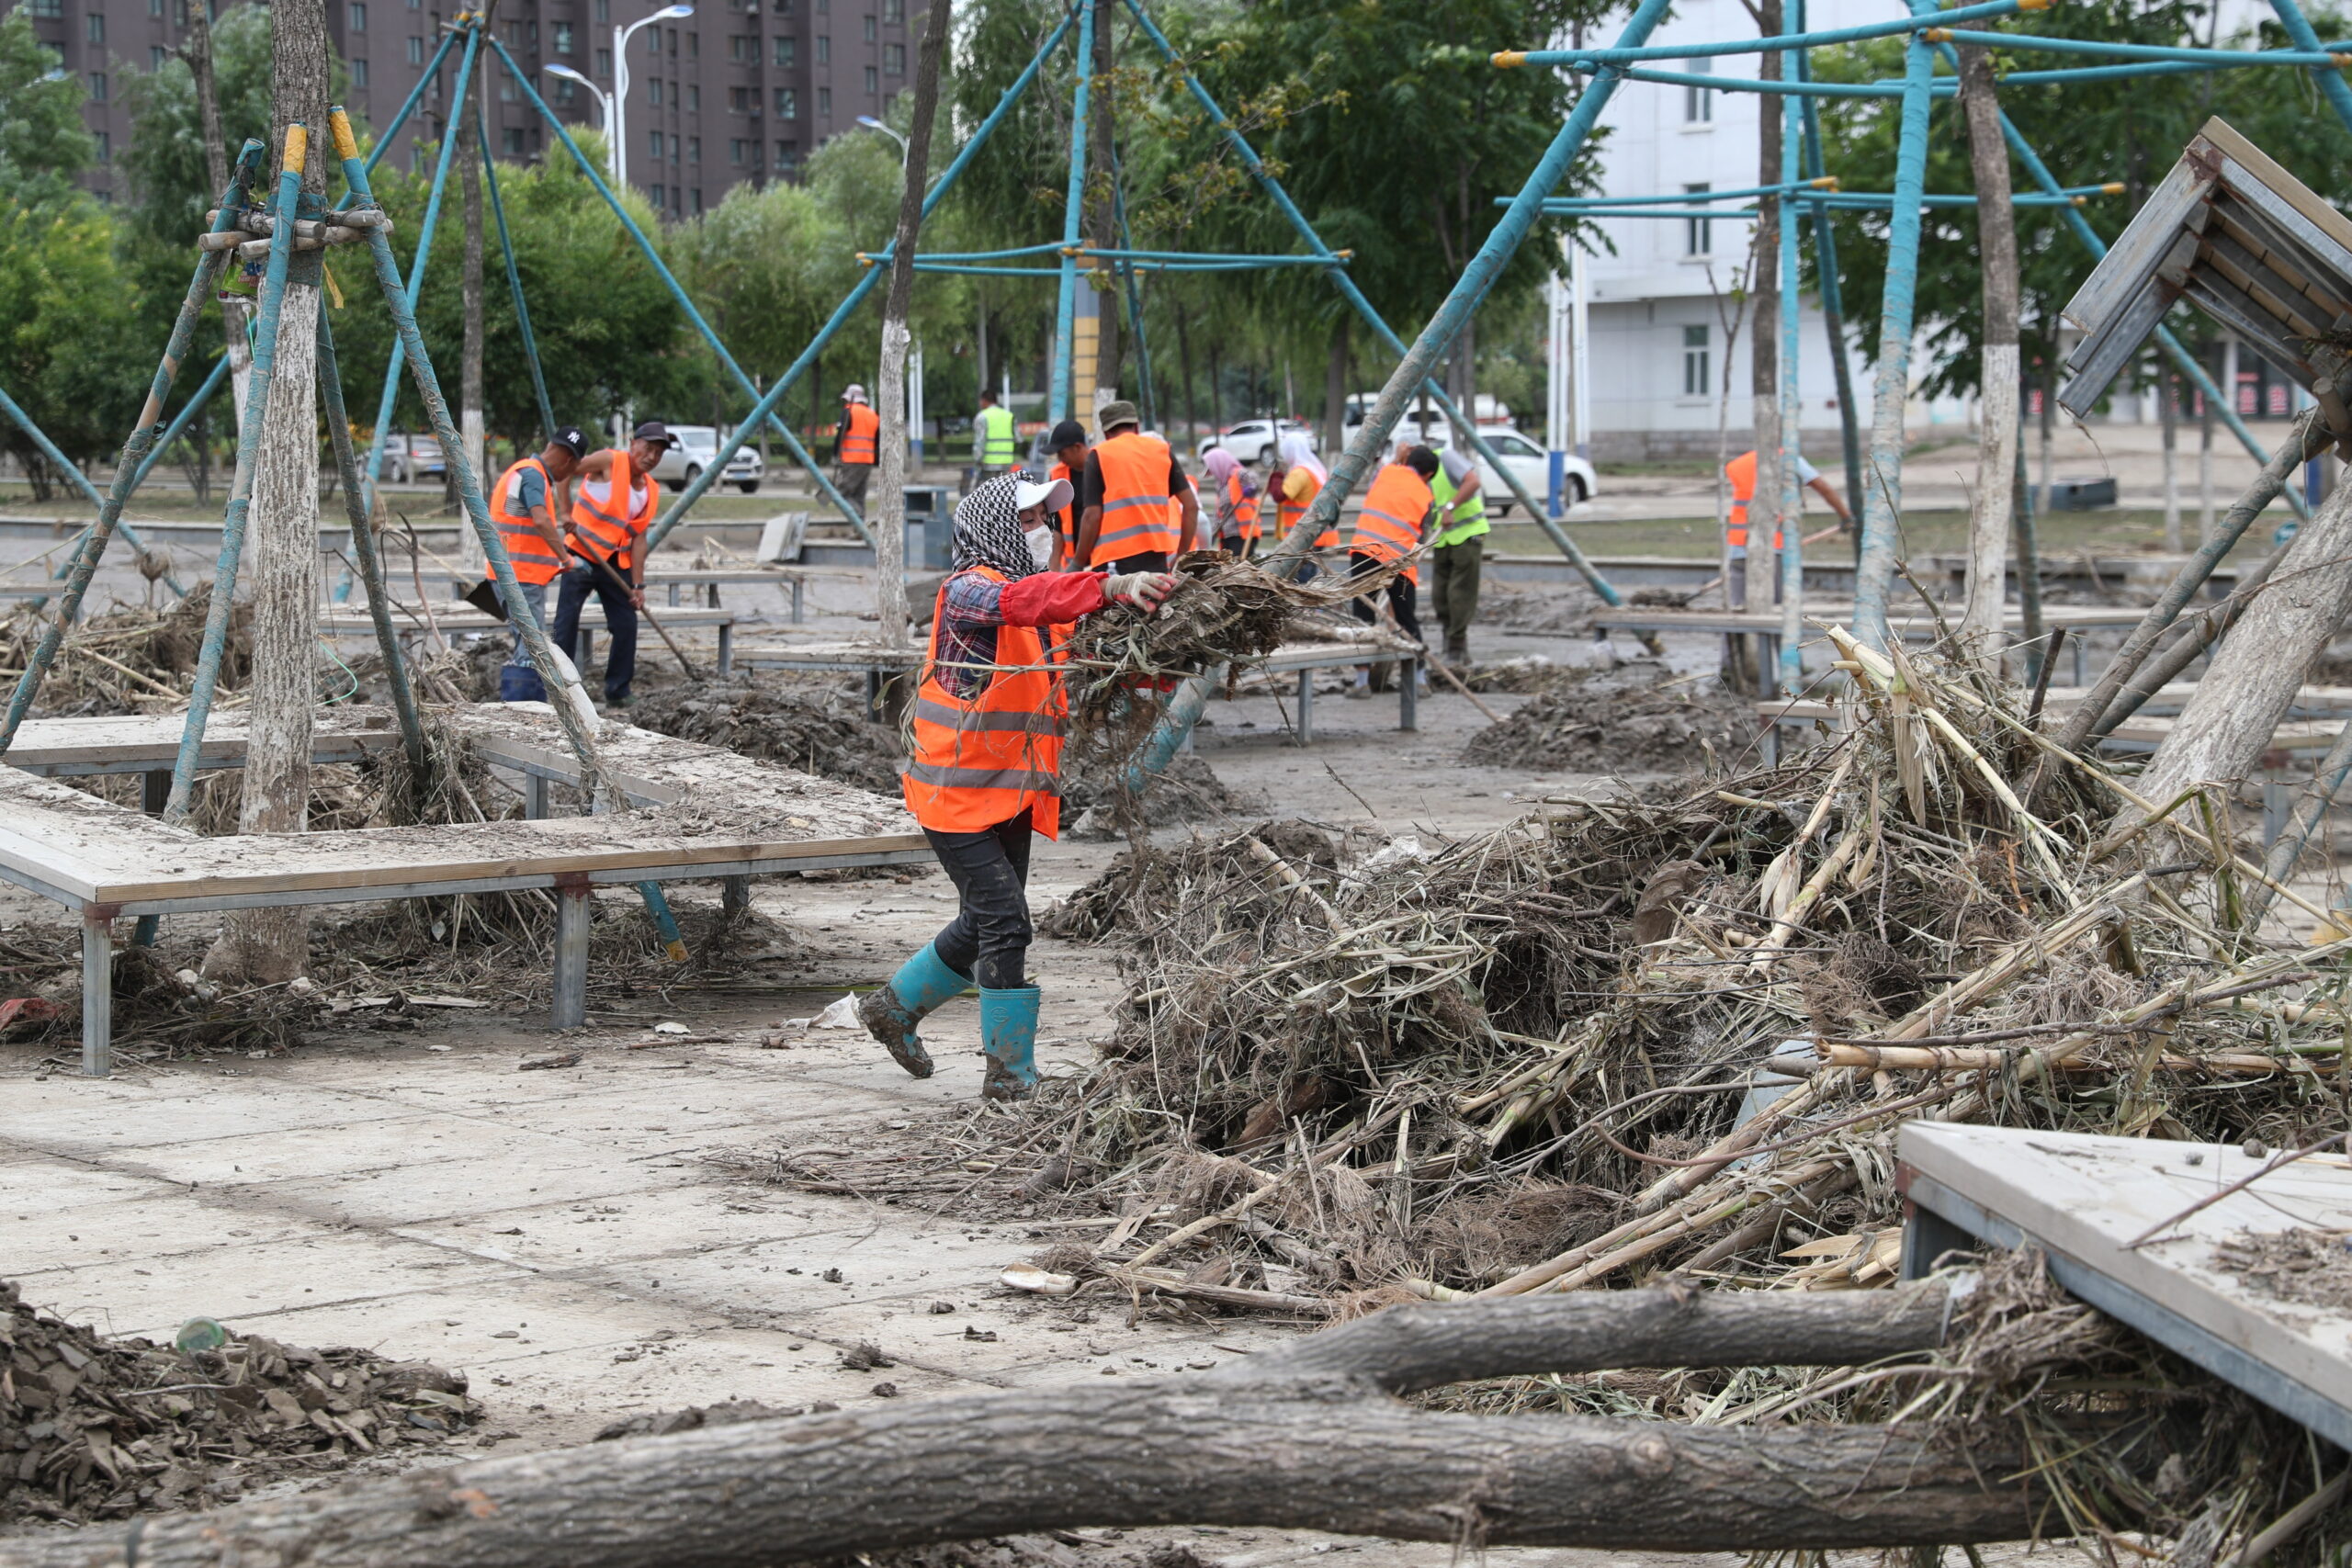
{"left": 647, "top": 424, "right": 765, "bottom": 493}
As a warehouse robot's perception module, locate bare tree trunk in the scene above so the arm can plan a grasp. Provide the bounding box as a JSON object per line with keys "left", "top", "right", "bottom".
{"left": 1744, "top": 1, "right": 1783, "bottom": 660}
{"left": 2134, "top": 473, "right": 2352, "bottom": 814}
{"left": 1088, "top": 3, "right": 1119, "bottom": 403}
{"left": 2198, "top": 345, "right": 2216, "bottom": 543}
{"left": 455, "top": 15, "right": 492, "bottom": 518}
{"left": 1957, "top": 45, "right": 2018, "bottom": 673}
{"left": 2161, "top": 367, "right": 2181, "bottom": 553}
{"left": 872, "top": 0, "right": 949, "bottom": 649}
{"left": 204, "top": 0, "right": 329, "bottom": 984}
{"left": 1176, "top": 298, "right": 1197, "bottom": 447}
{"left": 3, "top": 1287, "right": 2058, "bottom": 1568}
{"left": 1322, "top": 314, "right": 1350, "bottom": 460}
{"left": 185, "top": 1, "right": 254, "bottom": 443}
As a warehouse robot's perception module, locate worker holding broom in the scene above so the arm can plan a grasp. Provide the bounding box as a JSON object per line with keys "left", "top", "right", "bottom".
{"left": 554, "top": 421, "right": 671, "bottom": 710}
{"left": 861, "top": 471, "right": 1178, "bottom": 1100}
{"left": 484, "top": 426, "right": 588, "bottom": 703}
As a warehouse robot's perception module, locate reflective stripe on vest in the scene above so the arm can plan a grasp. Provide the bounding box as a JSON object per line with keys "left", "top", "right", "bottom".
{"left": 841, "top": 402, "right": 879, "bottom": 465}
{"left": 901, "top": 567, "right": 1067, "bottom": 838}
{"left": 1430, "top": 463, "right": 1488, "bottom": 547}
{"left": 1226, "top": 470, "right": 1260, "bottom": 542}
{"left": 571, "top": 450, "right": 659, "bottom": 570}
{"left": 487, "top": 456, "right": 563, "bottom": 586}
{"left": 977, "top": 405, "right": 1018, "bottom": 465}
{"left": 1092, "top": 432, "right": 1179, "bottom": 561}
{"left": 1350, "top": 465, "right": 1430, "bottom": 581}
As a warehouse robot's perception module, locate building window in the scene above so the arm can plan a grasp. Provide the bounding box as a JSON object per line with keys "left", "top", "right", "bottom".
{"left": 815, "top": 33, "right": 828, "bottom": 62}
{"left": 649, "top": 130, "right": 664, "bottom": 158}
{"left": 729, "top": 85, "right": 752, "bottom": 111}
{"left": 94, "top": 130, "right": 111, "bottom": 161}
{"left": 775, "top": 138, "right": 797, "bottom": 170}
{"left": 863, "top": 63, "right": 876, "bottom": 93}
{"left": 26, "top": 0, "right": 62, "bottom": 19}
{"left": 649, "top": 75, "right": 662, "bottom": 104}
{"left": 527, "top": 19, "right": 538, "bottom": 46}
{"left": 691, "top": 186, "right": 702, "bottom": 212}
{"left": 87, "top": 71, "right": 107, "bottom": 101}
{"left": 351, "top": 56, "right": 368, "bottom": 84}
{"left": 881, "top": 0, "right": 900, "bottom": 19}
{"left": 685, "top": 83, "right": 698, "bottom": 108}
{"left": 553, "top": 21, "right": 572, "bottom": 51}
{"left": 862, "top": 13, "right": 875, "bottom": 39}
{"left": 729, "top": 137, "right": 744, "bottom": 164}
{"left": 729, "top": 32, "right": 753, "bottom": 61}
{"left": 500, "top": 75, "right": 515, "bottom": 99}
{"left": 773, "top": 35, "right": 794, "bottom": 65}
{"left": 595, "top": 0, "right": 608, "bottom": 19}
{"left": 554, "top": 75, "right": 574, "bottom": 101}
{"left": 1682, "top": 58, "right": 1713, "bottom": 122}
{"left": 345, "top": 2, "right": 365, "bottom": 28}
{"left": 85, "top": 12, "right": 103, "bottom": 42}
{"left": 408, "top": 35, "right": 425, "bottom": 62}
{"left": 650, "top": 182, "right": 664, "bottom": 206}
{"left": 775, "top": 0, "right": 794, "bottom": 14}
{"left": 672, "top": 134, "right": 681, "bottom": 162}
{"left": 775, "top": 86, "right": 795, "bottom": 117}
{"left": 148, "top": 0, "right": 163, "bottom": 17}
{"left": 686, "top": 29, "right": 697, "bottom": 55}
{"left": 882, "top": 41, "right": 901, "bottom": 73}
{"left": 595, "top": 45, "right": 612, "bottom": 74}
{"left": 647, "top": 28, "right": 661, "bottom": 54}
{"left": 150, "top": 45, "right": 168, "bottom": 69}
{"left": 687, "top": 134, "right": 700, "bottom": 162}
{"left": 1682, "top": 183, "right": 1710, "bottom": 255}
{"left": 817, "top": 85, "right": 830, "bottom": 115}
{"left": 1681, "top": 324, "right": 1710, "bottom": 396}
{"left": 499, "top": 125, "right": 521, "bottom": 152}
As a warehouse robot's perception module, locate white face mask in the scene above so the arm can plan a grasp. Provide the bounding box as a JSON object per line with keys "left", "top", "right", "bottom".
{"left": 1025, "top": 525, "right": 1055, "bottom": 570}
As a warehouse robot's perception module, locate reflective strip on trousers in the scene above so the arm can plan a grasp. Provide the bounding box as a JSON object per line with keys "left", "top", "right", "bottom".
{"left": 904, "top": 760, "right": 1063, "bottom": 795}
{"left": 913, "top": 697, "right": 1066, "bottom": 737}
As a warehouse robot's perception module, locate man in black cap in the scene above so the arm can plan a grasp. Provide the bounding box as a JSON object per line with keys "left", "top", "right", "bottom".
{"left": 557, "top": 421, "right": 671, "bottom": 708}
{"left": 483, "top": 425, "right": 588, "bottom": 703}
{"left": 1045, "top": 418, "right": 1089, "bottom": 569}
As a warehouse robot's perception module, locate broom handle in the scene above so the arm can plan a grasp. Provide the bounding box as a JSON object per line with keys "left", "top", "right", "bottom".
{"left": 572, "top": 539, "right": 700, "bottom": 681}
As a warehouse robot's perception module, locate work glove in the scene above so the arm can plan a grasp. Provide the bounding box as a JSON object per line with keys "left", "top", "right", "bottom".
{"left": 1103, "top": 571, "right": 1180, "bottom": 614}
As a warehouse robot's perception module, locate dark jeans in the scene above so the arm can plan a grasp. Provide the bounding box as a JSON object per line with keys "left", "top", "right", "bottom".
{"left": 1430, "top": 534, "right": 1484, "bottom": 649}
{"left": 924, "top": 806, "right": 1035, "bottom": 990}
{"left": 1095, "top": 548, "right": 1169, "bottom": 573}
{"left": 497, "top": 579, "right": 550, "bottom": 704}
{"left": 835, "top": 462, "right": 874, "bottom": 508}
{"left": 552, "top": 565, "right": 639, "bottom": 702}
{"left": 1348, "top": 551, "right": 1422, "bottom": 645}
{"left": 1220, "top": 533, "right": 1257, "bottom": 559}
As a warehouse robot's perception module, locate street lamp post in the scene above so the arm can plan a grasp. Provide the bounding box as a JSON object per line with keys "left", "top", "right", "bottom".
{"left": 543, "top": 63, "right": 616, "bottom": 186}
{"left": 614, "top": 4, "right": 695, "bottom": 195}
{"left": 856, "top": 116, "right": 922, "bottom": 458}
{"left": 854, "top": 115, "right": 910, "bottom": 163}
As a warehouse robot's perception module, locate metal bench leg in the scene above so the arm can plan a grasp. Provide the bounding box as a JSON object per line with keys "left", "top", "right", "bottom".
{"left": 792, "top": 579, "right": 805, "bottom": 623}
{"left": 1899, "top": 1201, "right": 1978, "bottom": 1280}
{"left": 1400, "top": 659, "right": 1419, "bottom": 732}
{"left": 580, "top": 626, "right": 595, "bottom": 675}
{"left": 1761, "top": 721, "right": 1781, "bottom": 769}
{"left": 526, "top": 772, "right": 550, "bottom": 820}
{"left": 2074, "top": 635, "right": 2086, "bottom": 688}
{"left": 723, "top": 875, "right": 752, "bottom": 918}
{"left": 708, "top": 584, "right": 721, "bottom": 609}
{"left": 1296, "top": 669, "right": 1313, "bottom": 746}
{"left": 552, "top": 874, "right": 592, "bottom": 1030}
{"left": 668, "top": 583, "right": 682, "bottom": 607}
{"left": 82, "top": 906, "right": 115, "bottom": 1077}
{"left": 141, "top": 769, "right": 170, "bottom": 815}
{"left": 718, "top": 623, "right": 733, "bottom": 674}
{"left": 865, "top": 669, "right": 883, "bottom": 718}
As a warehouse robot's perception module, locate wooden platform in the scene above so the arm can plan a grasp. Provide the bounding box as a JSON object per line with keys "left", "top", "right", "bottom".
{"left": 323, "top": 602, "right": 736, "bottom": 672}
{"left": 0, "top": 705, "right": 926, "bottom": 1075}
{"left": 1900, "top": 1122, "right": 2352, "bottom": 1450}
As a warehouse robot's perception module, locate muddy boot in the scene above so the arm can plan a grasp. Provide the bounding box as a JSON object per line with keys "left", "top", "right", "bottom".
{"left": 1445, "top": 632, "right": 1469, "bottom": 667}
{"left": 979, "top": 985, "right": 1042, "bottom": 1101}
{"left": 856, "top": 942, "right": 969, "bottom": 1078}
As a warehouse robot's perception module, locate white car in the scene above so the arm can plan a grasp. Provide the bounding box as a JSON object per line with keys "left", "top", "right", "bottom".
{"left": 648, "top": 424, "right": 765, "bottom": 493}
{"left": 1196, "top": 418, "right": 1317, "bottom": 467}
{"left": 1438, "top": 424, "right": 1595, "bottom": 515}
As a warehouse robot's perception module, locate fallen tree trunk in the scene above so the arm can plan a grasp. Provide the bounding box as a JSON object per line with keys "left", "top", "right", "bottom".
{"left": 4, "top": 1288, "right": 2037, "bottom": 1568}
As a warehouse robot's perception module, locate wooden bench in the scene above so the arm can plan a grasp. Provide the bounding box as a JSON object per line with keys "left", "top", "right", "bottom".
{"left": 323, "top": 603, "right": 736, "bottom": 673}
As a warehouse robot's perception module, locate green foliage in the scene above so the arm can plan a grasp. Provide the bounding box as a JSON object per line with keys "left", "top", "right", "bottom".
{"left": 1815, "top": 1, "right": 2352, "bottom": 400}
{"left": 0, "top": 8, "right": 96, "bottom": 203}
{"left": 0, "top": 201, "right": 147, "bottom": 477}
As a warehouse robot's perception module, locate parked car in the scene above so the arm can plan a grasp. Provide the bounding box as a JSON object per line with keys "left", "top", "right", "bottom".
{"left": 1430, "top": 424, "right": 1596, "bottom": 515}
{"left": 376, "top": 433, "right": 445, "bottom": 484}
{"left": 1195, "top": 418, "right": 1317, "bottom": 467}
{"left": 648, "top": 424, "right": 765, "bottom": 493}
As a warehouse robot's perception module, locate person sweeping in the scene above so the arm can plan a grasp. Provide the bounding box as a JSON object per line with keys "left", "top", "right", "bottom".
{"left": 860, "top": 472, "right": 1178, "bottom": 1100}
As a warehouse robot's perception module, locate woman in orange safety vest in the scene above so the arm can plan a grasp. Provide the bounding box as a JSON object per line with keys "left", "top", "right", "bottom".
{"left": 860, "top": 472, "right": 1178, "bottom": 1100}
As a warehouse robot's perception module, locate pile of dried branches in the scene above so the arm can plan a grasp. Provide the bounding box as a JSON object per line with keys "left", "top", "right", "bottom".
{"left": 1462, "top": 660, "right": 1756, "bottom": 774}
{"left": 784, "top": 634, "right": 2349, "bottom": 1322}
{"left": 632, "top": 672, "right": 903, "bottom": 796}
{"left": 0, "top": 587, "right": 252, "bottom": 717}
{"left": 0, "top": 1278, "right": 477, "bottom": 1524}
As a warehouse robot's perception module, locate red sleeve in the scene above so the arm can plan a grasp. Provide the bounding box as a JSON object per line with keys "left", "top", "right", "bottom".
{"left": 999, "top": 570, "right": 1111, "bottom": 626}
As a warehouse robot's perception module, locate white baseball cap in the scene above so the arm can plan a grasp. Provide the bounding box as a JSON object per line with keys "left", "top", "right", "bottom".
{"left": 1014, "top": 476, "right": 1072, "bottom": 514}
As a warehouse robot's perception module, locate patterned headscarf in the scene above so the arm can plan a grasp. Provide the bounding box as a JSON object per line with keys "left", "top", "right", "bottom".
{"left": 950, "top": 472, "right": 1040, "bottom": 580}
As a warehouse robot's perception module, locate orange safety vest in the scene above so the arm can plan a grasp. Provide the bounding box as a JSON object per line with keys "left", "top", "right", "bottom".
{"left": 1172, "top": 473, "right": 1202, "bottom": 551}
{"left": 487, "top": 455, "right": 565, "bottom": 586}
{"left": 1350, "top": 463, "right": 1433, "bottom": 585}
{"left": 1277, "top": 466, "right": 1336, "bottom": 549}
{"left": 1091, "top": 431, "right": 1181, "bottom": 563}
{"left": 1051, "top": 456, "right": 1082, "bottom": 566}
{"left": 840, "top": 401, "right": 879, "bottom": 466}
{"left": 570, "top": 450, "right": 661, "bottom": 572}
{"left": 901, "top": 567, "right": 1067, "bottom": 838}
{"left": 1724, "top": 449, "right": 1783, "bottom": 553}
{"left": 1226, "top": 469, "right": 1260, "bottom": 545}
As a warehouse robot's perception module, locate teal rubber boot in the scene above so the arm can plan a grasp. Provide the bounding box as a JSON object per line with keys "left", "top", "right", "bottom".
{"left": 979, "top": 985, "right": 1042, "bottom": 1101}
{"left": 857, "top": 943, "right": 970, "bottom": 1078}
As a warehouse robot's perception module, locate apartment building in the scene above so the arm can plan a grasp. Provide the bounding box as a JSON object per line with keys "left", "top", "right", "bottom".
{"left": 16, "top": 0, "right": 903, "bottom": 213}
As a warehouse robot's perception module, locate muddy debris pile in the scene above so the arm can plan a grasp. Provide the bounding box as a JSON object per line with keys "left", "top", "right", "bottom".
{"left": 631, "top": 671, "right": 901, "bottom": 795}
{"left": 1463, "top": 659, "right": 1754, "bottom": 773}
{"left": 0, "top": 586, "right": 253, "bottom": 718}
{"left": 0, "top": 1280, "right": 477, "bottom": 1524}
{"left": 1060, "top": 753, "right": 1262, "bottom": 840}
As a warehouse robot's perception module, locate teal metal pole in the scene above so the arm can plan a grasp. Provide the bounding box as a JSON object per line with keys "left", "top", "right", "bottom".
{"left": 1776, "top": 17, "right": 1804, "bottom": 694}
{"left": 633, "top": 5, "right": 1080, "bottom": 544}
{"left": 2262, "top": 0, "right": 2352, "bottom": 137}
{"left": 1506, "top": 0, "right": 2018, "bottom": 64}
{"left": 0, "top": 387, "right": 187, "bottom": 600}
{"left": 359, "top": 20, "right": 483, "bottom": 525}
{"left": 483, "top": 38, "right": 867, "bottom": 544}
{"left": 125, "top": 357, "right": 229, "bottom": 498}
{"left": 1936, "top": 28, "right": 2346, "bottom": 64}
{"left": 1048, "top": 0, "right": 1096, "bottom": 426}
{"left": 1795, "top": 47, "right": 1863, "bottom": 522}
{"left": 1849, "top": 0, "right": 1939, "bottom": 649}
{"left": 480, "top": 102, "right": 555, "bottom": 444}
{"left": 0, "top": 141, "right": 265, "bottom": 755}
{"left": 162, "top": 127, "right": 310, "bottom": 825}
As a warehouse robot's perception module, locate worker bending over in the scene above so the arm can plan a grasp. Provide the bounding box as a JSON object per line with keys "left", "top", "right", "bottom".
{"left": 1723, "top": 448, "right": 1853, "bottom": 606}
{"left": 556, "top": 421, "right": 670, "bottom": 710}
{"left": 1202, "top": 447, "right": 1260, "bottom": 557}
{"left": 485, "top": 426, "right": 587, "bottom": 703}
{"left": 974, "top": 389, "right": 1020, "bottom": 479}
{"left": 1076, "top": 400, "right": 1196, "bottom": 571}
{"left": 861, "top": 472, "right": 1178, "bottom": 1099}
{"left": 1429, "top": 445, "right": 1487, "bottom": 663}
{"left": 1346, "top": 446, "right": 1439, "bottom": 696}
{"left": 833, "top": 384, "right": 880, "bottom": 511}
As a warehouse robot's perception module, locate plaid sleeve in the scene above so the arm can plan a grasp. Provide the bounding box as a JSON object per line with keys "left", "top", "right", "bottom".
{"left": 940, "top": 570, "right": 1007, "bottom": 630}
